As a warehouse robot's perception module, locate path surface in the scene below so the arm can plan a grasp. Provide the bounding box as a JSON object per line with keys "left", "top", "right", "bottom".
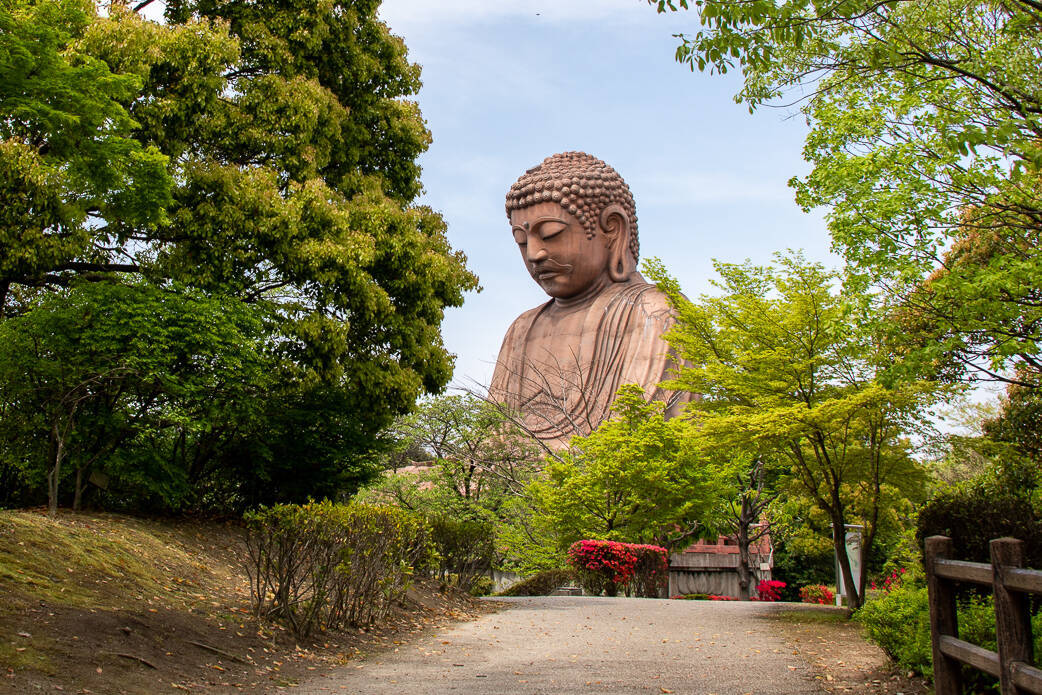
{"left": 292, "top": 597, "right": 826, "bottom": 694}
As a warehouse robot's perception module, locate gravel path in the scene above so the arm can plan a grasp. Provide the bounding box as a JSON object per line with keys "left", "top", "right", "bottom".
{"left": 292, "top": 596, "right": 826, "bottom": 694}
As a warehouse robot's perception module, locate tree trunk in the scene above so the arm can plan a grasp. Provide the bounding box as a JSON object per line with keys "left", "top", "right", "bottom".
{"left": 48, "top": 422, "right": 65, "bottom": 516}
{"left": 73, "top": 466, "right": 85, "bottom": 512}
{"left": 833, "top": 520, "right": 861, "bottom": 609}
{"left": 736, "top": 500, "right": 753, "bottom": 600}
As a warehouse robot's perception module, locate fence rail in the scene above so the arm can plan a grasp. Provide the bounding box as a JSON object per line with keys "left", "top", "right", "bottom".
{"left": 925, "top": 536, "right": 1042, "bottom": 695}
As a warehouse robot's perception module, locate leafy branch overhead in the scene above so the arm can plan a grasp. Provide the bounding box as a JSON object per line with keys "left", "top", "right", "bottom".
{"left": 650, "top": 0, "right": 1042, "bottom": 388}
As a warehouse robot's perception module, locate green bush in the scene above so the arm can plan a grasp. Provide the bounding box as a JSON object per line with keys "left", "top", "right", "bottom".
{"left": 855, "top": 584, "right": 934, "bottom": 677}
{"left": 917, "top": 461, "right": 1042, "bottom": 568}
{"left": 243, "top": 500, "right": 435, "bottom": 639}
{"left": 856, "top": 583, "right": 1042, "bottom": 691}
{"left": 468, "top": 575, "right": 494, "bottom": 597}
{"left": 496, "top": 569, "right": 576, "bottom": 597}
{"left": 428, "top": 516, "right": 495, "bottom": 594}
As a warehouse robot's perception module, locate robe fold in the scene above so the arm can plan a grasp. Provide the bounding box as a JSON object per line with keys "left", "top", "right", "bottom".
{"left": 488, "top": 279, "right": 690, "bottom": 447}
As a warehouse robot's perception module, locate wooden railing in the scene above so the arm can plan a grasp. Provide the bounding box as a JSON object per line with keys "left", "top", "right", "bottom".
{"left": 925, "top": 536, "right": 1042, "bottom": 694}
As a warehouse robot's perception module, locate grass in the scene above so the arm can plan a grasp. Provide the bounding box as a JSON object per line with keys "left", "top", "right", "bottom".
{"left": 772, "top": 606, "right": 851, "bottom": 624}
{"left": 0, "top": 637, "right": 56, "bottom": 675}
{"left": 0, "top": 509, "right": 235, "bottom": 610}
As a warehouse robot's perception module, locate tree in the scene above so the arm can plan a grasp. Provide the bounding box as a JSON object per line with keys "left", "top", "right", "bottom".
{"left": 1, "top": 0, "right": 477, "bottom": 509}
{"left": 525, "top": 384, "right": 725, "bottom": 554}
{"left": 0, "top": 0, "right": 172, "bottom": 316}
{"left": 646, "top": 254, "right": 937, "bottom": 608}
{"left": 2, "top": 0, "right": 477, "bottom": 456}
{"left": 650, "top": 0, "right": 1042, "bottom": 389}
{"left": 714, "top": 451, "right": 779, "bottom": 600}
{"left": 362, "top": 394, "right": 539, "bottom": 518}
{"left": 0, "top": 281, "right": 269, "bottom": 514}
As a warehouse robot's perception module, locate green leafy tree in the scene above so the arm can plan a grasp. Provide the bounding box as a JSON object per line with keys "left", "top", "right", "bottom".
{"left": 0, "top": 281, "right": 268, "bottom": 514}
{"left": 646, "top": 254, "right": 937, "bottom": 608}
{"left": 0, "top": 0, "right": 172, "bottom": 315}
{"left": 362, "top": 394, "right": 539, "bottom": 518}
{"left": 2, "top": 0, "right": 477, "bottom": 509}
{"left": 2, "top": 0, "right": 477, "bottom": 450}
{"left": 711, "top": 451, "right": 780, "bottom": 599}
{"left": 525, "top": 384, "right": 726, "bottom": 555}
{"left": 650, "top": 0, "right": 1042, "bottom": 389}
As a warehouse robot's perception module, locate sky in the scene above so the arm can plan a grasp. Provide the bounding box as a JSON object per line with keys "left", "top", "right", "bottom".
{"left": 377, "top": 0, "right": 835, "bottom": 391}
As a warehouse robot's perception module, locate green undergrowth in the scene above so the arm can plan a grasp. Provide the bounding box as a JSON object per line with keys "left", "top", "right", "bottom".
{"left": 0, "top": 510, "right": 224, "bottom": 609}
{"left": 496, "top": 569, "right": 576, "bottom": 596}
{"left": 772, "top": 607, "right": 850, "bottom": 624}
{"left": 0, "top": 636, "right": 57, "bottom": 675}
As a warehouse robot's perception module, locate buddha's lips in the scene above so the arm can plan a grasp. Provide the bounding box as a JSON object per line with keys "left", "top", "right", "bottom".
{"left": 531, "top": 260, "right": 572, "bottom": 279}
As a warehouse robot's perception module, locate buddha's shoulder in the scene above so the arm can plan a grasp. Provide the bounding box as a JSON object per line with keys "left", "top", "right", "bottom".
{"left": 502, "top": 300, "right": 552, "bottom": 335}
{"left": 606, "top": 279, "right": 675, "bottom": 317}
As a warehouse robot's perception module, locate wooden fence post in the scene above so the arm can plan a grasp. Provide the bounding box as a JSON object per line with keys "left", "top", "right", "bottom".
{"left": 992, "top": 537, "right": 1032, "bottom": 695}
{"left": 926, "top": 535, "right": 962, "bottom": 695}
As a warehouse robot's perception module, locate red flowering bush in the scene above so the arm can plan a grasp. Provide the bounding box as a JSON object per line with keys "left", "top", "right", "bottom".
{"left": 869, "top": 567, "right": 907, "bottom": 594}
{"left": 566, "top": 540, "right": 638, "bottom": 597}
{"left": 627, "top": 544, "right": 669, "bottom": 598}
{"left": 755, "top": 579, "right": 786, "bottom": 601}
{"left": 799, "top": 584, "right": 835, "bottom": 605}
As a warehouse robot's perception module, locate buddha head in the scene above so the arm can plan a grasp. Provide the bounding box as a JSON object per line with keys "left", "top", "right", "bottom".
{"left": 505, "top": 152, "right": 639, "bottom": 300}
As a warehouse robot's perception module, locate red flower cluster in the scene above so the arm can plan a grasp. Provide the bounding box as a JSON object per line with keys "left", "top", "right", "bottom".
{"left": 754, "top": 579, "right": 786, "bottom": 601}
{"left": 869, "top": 567, "right": 906, "bottom": 593}
{"left": 567, "top": 540, "right": 669, "bottom": 596}
{"left": 567, "top": 540, "right": 639, "bottom": 584}
{"left": 798, "top": 584, "right": 835, "bottom": 605}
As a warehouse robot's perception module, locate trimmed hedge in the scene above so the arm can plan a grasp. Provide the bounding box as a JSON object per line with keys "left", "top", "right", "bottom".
{"left": 243, "top": 500, "right": 434, "bottom": 639}
{"left": 496, "top": 569, "right": 576, "bottom": 597}
{"left": 566, "top": 540, "right": 668, "bottom": 597}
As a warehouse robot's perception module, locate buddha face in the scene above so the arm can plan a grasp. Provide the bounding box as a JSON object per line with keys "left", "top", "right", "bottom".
{"left": 510, "top": 202, "right": 611, "bottom": 300}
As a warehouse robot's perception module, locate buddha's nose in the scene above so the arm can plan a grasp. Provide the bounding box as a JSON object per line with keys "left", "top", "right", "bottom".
{"left": 526, "top": 243, "right": 548, "bottom": 262}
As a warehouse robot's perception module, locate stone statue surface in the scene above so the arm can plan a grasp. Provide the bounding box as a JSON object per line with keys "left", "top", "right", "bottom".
{"left": 488, "top": 152, "right": 690, "bottom": 447}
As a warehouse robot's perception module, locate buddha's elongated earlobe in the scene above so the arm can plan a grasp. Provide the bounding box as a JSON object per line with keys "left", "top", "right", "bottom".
{"left": 599, "top": 203, "right": 633, "bottom": 282}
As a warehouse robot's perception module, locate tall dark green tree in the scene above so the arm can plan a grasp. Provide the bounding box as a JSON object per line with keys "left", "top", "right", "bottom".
{"left": 1, "top": 0, "right": 477, "bottom": 509}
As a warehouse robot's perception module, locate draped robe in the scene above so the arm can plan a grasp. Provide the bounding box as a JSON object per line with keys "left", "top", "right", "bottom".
{"left": 488, "top": 277, "right": 690, "bottom": 448}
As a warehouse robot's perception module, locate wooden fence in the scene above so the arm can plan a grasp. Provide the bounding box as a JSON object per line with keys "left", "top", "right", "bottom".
{"left": 925, "top": 536, "right": 1042, "bottom": 694}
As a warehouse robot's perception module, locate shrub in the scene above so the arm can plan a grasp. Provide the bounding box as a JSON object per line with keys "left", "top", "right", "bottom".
{"left": 856, "top": 584, "right": 934, "bottom": 678}
{"left": 755, "top": 579, "right": 786, "bottom": 601}
{"left": 856, "top": 581, "right": 1042, "bottom": 691}
{"left": 869, "top": 567, "right": 908, "bottom": 593}
{"left": 799, "top": 584, "right": 835, "bottom": 605}
{"left": 468, "top": 575, "right": 495, "bottom": 597}
{"left": 627, "top": 544, "right": 669, "bottom": 598}
{"left": 243, "top": 500, "right": 435, "bottom": 639}
{"left": 496, "top": 569, "right": 576, "bottom": 596}
{"left": 567, "top": 540, "right": 638, "bottom": 597}
{"left": 917, "top": 463, "right": 1042, "bottom": 568}
{"left": 427, "top": 516, "right": 495, "bottom": 594}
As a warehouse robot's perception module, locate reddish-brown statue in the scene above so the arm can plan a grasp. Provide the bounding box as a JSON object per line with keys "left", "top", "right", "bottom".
{"left": 489, "top": 152, "right": 690, "bottom": 447}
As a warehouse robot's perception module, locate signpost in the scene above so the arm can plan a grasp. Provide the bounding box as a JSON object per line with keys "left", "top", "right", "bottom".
{"left": 833, "top": 524, "right": 864, "bottom": 606}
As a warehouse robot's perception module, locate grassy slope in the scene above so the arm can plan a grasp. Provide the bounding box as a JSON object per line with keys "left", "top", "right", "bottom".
{"left": 0, "top": 509, "right": 486, "bottom": 694}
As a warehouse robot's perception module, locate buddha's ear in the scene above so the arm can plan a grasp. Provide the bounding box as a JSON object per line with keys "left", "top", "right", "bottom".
{"left": 599, "top": 203, "right": 633, "bottom": 282}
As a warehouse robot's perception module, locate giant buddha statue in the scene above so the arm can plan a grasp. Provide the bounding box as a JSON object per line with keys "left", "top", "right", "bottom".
{"left": 488, "top": 151, "right": 691, "bottom": 448}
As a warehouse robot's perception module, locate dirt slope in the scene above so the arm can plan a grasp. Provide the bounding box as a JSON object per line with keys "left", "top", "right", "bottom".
{"left": 0, "top": 509, "right": 488, "bottom": 694}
